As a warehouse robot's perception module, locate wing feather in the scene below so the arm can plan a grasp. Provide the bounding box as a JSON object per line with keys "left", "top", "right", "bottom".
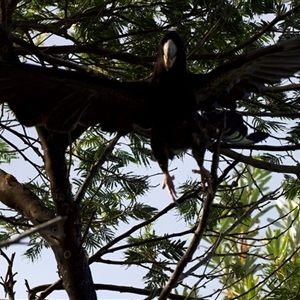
{"left": 0, "top": 62, "right": 151, "bottom": 134}
{"left": 1, "top": 35, "right": 300, "bottom": 132}
{"left": 194, "top": 36, "right": 300, "bottom": 109}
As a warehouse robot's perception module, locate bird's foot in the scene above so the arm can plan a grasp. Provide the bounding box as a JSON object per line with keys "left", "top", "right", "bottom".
{"left": 161, "top": 173, "right": 177, "bottom": 202}
{"left": 192, "top": 166, "right": 213, "bottom": 196}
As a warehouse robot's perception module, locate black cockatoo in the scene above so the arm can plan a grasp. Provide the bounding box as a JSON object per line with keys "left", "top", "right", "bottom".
{"left": 0, "top": 30, "right": 300, "bottom": 200}
{"left": 148, "top": 31, "right": 268, "bottom": 200}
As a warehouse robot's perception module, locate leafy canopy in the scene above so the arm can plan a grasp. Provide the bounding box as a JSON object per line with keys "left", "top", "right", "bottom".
{"left": 1, "top": 1, "right": 300, "bottom": 299}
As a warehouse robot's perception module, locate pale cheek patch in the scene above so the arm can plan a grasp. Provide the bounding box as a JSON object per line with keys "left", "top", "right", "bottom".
{"left": 163, "top": 39, "right": 177, "bottom": 70}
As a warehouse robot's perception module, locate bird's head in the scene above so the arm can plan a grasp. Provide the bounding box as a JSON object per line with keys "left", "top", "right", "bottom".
{"left": 159, "top": 30, "right": 186, "bottom": 72}
{"left": 150, "top": 30, "right": 187, "bottom": 85}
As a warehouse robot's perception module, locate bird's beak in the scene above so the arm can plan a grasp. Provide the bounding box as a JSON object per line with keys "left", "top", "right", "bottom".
{"left": 163, "top": 39, "right": 177, "bottom": 71}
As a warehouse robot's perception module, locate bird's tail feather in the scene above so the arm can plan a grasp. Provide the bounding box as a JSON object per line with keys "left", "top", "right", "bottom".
{"left": 203, "top": 110, "right": 268, "bottom": 144}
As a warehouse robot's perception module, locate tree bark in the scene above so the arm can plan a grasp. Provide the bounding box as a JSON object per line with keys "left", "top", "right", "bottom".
{"left": 0, "top": 169, "right": 56, "bottom": 231}
{"left": 35, "top": 127, "right": 97, "bottom": 300}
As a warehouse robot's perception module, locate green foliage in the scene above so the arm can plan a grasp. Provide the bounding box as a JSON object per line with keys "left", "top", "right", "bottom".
{"left": 0, "top": 139, "right": 18, "bottom": 163}
{"left": 287, "top": 123, "right": 300, "bottom": 143}
{"left": 203, "top": 165, "right": 273, "bottom": 299}
{"left": 23, "top": 237, "right": 50, "bottom": 262}
{"left": 261, "top": 153, "right": 283, "bottom": 165}
{"left": 260, "top": 198, "right": 300, "bottom": 299}
{"left": 198, "top": 165, "right": 300, "bottom": 300}
{"left": 282, "top": 175, "right": 300, "bottom": 200}
{"left": 125, "top": 224, "right": 186, "bottom": 288}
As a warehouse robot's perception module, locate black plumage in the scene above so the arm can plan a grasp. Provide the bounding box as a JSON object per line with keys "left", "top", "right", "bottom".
{"left": 149, "top": 31, "right": 268, "bottom": 200}
{"left": 148, "top": 31, "right": 196, "bottom": 127}
{"left": 148, "top": 31, "right": 202, "bottom": 200}
{"left": 150, "top": 113, "right": 214, "bottom": 200}
{"left": 1, "top": 30, "right": 300, "bottom": 199}
{"left": 1, "top": 31, "right": 300, "bottom": 132}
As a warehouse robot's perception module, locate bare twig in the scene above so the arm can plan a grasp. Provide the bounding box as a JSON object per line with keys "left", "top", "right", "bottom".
{"left": 0, "top": 250, "right": 16, "bottom": 300}
{"left": 0, "top": 216, "right": 67, "bottom": 248}
{"left": 74, "top": 134, "right": 120, "bottom": 204}
{"left": 79, "top": 209, "right": 97, "bottom": 248}
{"left": 36, "top": 279, "right": 63, "bottom": 300}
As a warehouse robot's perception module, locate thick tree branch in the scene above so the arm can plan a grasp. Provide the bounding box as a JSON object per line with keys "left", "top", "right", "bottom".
{"left": 36, "top": 127, "right": 96, "bottom": 300}
{"left": 0, "top": 169, "right": 57, "bottom": 242}
{"left": 218, "top": 148, "right": 300, "bottom": 178}
{"left": 0, "top": 25, "right": 19, "bottom": 62}
{"left": 27, "top": 281, "right": 203, "bottom": 300}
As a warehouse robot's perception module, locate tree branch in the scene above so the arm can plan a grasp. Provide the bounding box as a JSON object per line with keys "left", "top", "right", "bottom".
{"left": 180, "top": 190, "right": 277, "bottom": 283}
{"left": 218, "top": 148, "right": 300, "bottom": 178}
{"left": 0, "top": 216, "right": 67, "bottom": 248}
{"left": 15, "top": 44, "right": 155, "bottom": 67}
{"left": 220, "top": 143, "right": 300, "bottom": 151}
{"left": 219, "top": 4, "right": 300, "bottom": 56}
{"left": 265, "top": 83, "right": 300, "bottom": 93}
{"left": 26, "top": 281, "right": 203, "bottom": 300}
{"left": 89, "top": 190, "right": 200, "bottom": 263}
{"left": 0, "top": 169, "right": 57, "bottom": 242}
{"left": 0, "top": 250, "right": 16, "bottom": 300}
{"left": 36, "top": 127, "right": 97, "bottom": 300}
{"left": 74, "top": 134, "right": 120, "bottom": 204}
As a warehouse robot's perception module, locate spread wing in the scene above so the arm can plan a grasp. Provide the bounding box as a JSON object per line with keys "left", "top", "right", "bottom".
{"left": 0, "top": 62, "right": 152, "bottom": 134}
{"left": 1, "top": 35, "right": 300, "bottom": 135}
{"left": 193, "top": 36, "right": 300, "bottom": 110}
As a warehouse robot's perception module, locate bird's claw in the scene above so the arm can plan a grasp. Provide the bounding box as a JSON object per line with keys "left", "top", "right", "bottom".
{"left": 192, "top": 167, "right": 213, "bottom": 195}
{"left": 162, "top": 173, "right": 177, "bottom": 202}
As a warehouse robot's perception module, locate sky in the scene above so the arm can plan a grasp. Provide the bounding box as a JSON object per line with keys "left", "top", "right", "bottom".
{"left": 0, "top": 125, "right": 286, "bottom": 299}
{"left": 0, "top": 145, "right": 209, "bottom": 299}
